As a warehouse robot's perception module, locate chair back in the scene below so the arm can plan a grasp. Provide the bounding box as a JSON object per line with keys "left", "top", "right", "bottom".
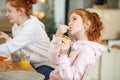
{"left": 82, "top": 64, "right": 96, "bottom": 80}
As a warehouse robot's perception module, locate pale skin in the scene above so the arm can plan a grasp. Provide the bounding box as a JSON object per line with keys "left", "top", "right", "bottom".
{"left": 0, "top": 2, "right": 28, "bottom": 41}
{"left": 56, "top": 13, "right": 90, "bottom": 56}
{"left": 0, "top": 32, "right": 9, "bottom": 40}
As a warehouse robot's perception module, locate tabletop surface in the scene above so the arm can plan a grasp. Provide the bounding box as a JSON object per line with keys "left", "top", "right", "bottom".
{"left": 0, "top": 61, "right": 45, "bottom": 80}
{"left": 9, "top": 53, "right": 36, "bottom": 72}
{"left": 12, "top": 61, "right": 36, "bottom": 72}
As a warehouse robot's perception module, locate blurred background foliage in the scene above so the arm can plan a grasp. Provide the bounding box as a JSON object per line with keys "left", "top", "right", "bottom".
{"left": 32, "top": 0, "right": 56, "bottom": 40}
{"left": 40, "top": 15, "right": 56, "bottom": 40}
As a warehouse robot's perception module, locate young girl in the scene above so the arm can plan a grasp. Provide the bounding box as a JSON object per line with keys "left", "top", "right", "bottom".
{"left": 49, "top": 9, "right": 106, "bottom": 80}
{"left": 0, "top": 0, "right": 54, "bottom": 80}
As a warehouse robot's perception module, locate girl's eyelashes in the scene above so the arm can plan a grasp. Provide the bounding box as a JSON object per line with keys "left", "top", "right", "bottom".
{"left": 6, "top": 9, "right": 12, "bottom": 13}
{"left": 70, "top": 17, "right": 77, "bottom": 22}
{"left": 73, "top": 17, "right": 77, "bottom": 21}
{"left": 68, "top": 16, "right": 77, "bottom": 24}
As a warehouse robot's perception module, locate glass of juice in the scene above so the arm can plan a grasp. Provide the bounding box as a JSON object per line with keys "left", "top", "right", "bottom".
{"left": 20, "top": 53, "right": 30, "bottom": 69}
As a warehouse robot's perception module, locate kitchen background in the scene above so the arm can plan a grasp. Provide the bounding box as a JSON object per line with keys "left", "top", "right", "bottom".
{"left": 0, "top": 0, "right": 120, "bottom": 80}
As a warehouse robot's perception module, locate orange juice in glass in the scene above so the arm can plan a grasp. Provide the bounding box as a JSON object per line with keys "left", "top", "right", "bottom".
{"left": 20, "top": 54, "right": 30, "bottom": 69}
{"left": 21, "top": 59, "right": 30, "bottom": 69}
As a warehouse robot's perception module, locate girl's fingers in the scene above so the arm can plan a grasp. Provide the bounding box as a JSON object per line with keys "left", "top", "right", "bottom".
{"left": 60, "top": 25, "right": 69, "bottom": 33}
{"left": 55, "top": 25, "right": 70, "bottom": 37}
{"left": 61, "top": 39, "right": 70, "bottom": 46}
{"left": 60, "top": 39, "right": 70, "bottom": 54}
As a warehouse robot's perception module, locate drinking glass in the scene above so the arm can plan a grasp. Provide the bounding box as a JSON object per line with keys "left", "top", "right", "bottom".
{"left": 20, "top": 53, "right": 30, "bottom": 69}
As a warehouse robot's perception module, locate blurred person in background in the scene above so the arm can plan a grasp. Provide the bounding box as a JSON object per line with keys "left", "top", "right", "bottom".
{"left": 0, "top": 0, "right": 54, "bottom": 80}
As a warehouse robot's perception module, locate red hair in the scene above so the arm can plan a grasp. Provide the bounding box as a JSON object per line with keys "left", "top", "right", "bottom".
{"left": 68, "top": 9, "right": 103, "bottom": 42}
{"left": 7, "top": 0, "right": 37, "bottom": 16}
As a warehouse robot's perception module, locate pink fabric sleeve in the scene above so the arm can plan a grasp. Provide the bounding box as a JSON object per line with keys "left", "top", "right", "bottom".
{"left": 49, "top": 35, "right": 62, "bottom": 65}
{"left": 50, "top": 45, "right": 96, "bottom": 80}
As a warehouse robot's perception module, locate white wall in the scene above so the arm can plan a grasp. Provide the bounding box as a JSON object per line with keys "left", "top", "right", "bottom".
{"left": 54, "top": 0, "right": 65, "bottom": 27}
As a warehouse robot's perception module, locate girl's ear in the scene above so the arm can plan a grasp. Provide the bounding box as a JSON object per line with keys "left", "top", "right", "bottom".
{"left": 84, "top": 21, "right": 91, "bottom": 29}
{"left": 18, "top": 8, "right": 26, "bottom": 15}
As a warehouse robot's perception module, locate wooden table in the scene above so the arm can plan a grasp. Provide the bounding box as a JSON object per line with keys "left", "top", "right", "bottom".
{"left": 0, "top": 54, "right": 45, "bottom": 80}
{"left": 0, "top": 60, "right": 36, "bottom": 72}
{"left": 0, "top": 61, "right": 45, "bottom": 80}
{"left": 12, "top": 61, "right": 36, "bottom": 72}
{"left": 8, "top": 53, "right": 36, "bottom": 72}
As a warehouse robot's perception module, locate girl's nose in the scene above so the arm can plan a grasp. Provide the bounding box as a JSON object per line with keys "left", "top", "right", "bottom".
{"left": 68, "top": 22, "right": 71, "bottom": 26}
{"left": 68, "top": 22, "right": 72, "bottom": 27}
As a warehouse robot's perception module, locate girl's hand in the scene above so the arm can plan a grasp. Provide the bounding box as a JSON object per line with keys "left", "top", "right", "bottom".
{"left": 0, "top": 31, "right": 10, "bottom": 41}
{"left": 59, "top": 39, "right": 70, "bottom": 56}
{"left": 55, "top": 25, "right": 69, "bottom": 37}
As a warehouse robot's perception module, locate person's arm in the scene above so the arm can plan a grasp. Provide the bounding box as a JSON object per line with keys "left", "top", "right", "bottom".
{"left": 49, "top": 24, "right": 70, "bottom": 65}
{"left": 49, "top": 35, "right": 62, "bottom": 65}
{"left": 50, "top": 46, "right": 95, "bottom": 80}
{"left": 0, "top": 24, "right": 40, "bottom": 54}
{"left": 0, "top": 31, "right": 10, "bottom": 41}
